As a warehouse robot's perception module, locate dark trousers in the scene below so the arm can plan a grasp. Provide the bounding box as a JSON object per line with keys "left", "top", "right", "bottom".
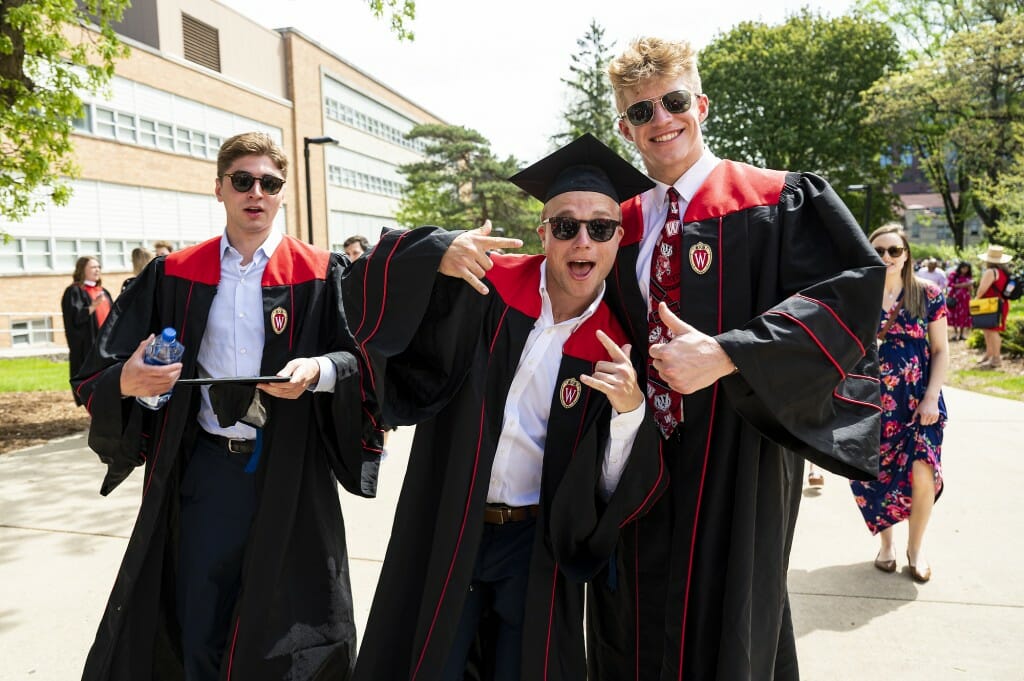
{"left": 440, "top": 518, "right": 536, "bottom": 681}
{"left": 176, "top": 434, "right": 258, "bottom": 681}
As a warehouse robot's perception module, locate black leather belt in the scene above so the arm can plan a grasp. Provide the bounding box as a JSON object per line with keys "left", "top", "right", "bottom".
{"left": 200, "top": 431, "right": 256, "bottom": 455}
{"left": 483, "top": 504, "right": 538, "bottom": 525}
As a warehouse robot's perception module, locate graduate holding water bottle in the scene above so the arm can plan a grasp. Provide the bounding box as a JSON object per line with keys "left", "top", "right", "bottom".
{"left": 71, "top": 132, "right": 384, "bottom": 681}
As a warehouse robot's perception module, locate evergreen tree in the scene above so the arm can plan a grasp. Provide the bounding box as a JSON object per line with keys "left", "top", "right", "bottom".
{"left": 397, "top": 123, "right": 540, "bottom": 250}
{"left": 553, "top": 20, "right": 637, "bottom": 164}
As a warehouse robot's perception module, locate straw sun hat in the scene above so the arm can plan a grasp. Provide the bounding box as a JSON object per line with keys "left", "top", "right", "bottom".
{"left": 978, "top": 245, "right": 1013, "bottom": 264}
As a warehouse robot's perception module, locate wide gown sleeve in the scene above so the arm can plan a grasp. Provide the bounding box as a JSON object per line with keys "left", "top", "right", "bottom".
{"left": 547, "top": 417, "right": 669, "bottom": 581}
{"left": 314, "top": 254, "right": 385, "bottom": 498}
{"left": 715, "top": 173, "right": 885, "bottom": 480}
{"left": 342, "top": 226, "right": 492, "bottom": 426}
{"left": 71, "top": 263, "right": 164, "bottom": 494}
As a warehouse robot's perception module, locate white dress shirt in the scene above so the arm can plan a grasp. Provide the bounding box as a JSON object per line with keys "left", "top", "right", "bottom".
{"left": 486, "top": 261, "right": 645, "bottom": 506}
{"left": 196, "top": 231, "right": 336, "bottom": 439}
{"left": 634, "top": 149, "right": 721, "bottom": 305}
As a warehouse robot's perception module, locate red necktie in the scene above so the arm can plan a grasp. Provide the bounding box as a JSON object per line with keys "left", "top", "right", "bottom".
{"left": 647, "top": 188, "right": 683, "bottom": 438}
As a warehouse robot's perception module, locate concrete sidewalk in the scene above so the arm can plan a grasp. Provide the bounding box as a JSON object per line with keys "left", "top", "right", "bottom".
{"left": 1, "top": 387, "right": 1021, "bottom": 680}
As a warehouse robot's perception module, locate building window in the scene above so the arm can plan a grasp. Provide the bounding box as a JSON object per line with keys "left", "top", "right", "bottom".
{"left": 10, "top": 319, "right": 54, "bottom": 346}
{"left": 182, "top": 13, "right": 221, "bottom": 72}
{"left": 176, "top": 127, "right": 193, "bottom": 154}
{"left": 116, "top": 112, "right": 137, "bottom": 142}
{"left": 73, "top": 104, "right": 92, "bottom": 132}
{"left": 95, "top": 107, "right": 116, "bottom": 138}
{"left": 53, "top": 239, "right": 79, "bottom": 271}
{"left": 23, "top": 238, "right": 51, "bottom": 270}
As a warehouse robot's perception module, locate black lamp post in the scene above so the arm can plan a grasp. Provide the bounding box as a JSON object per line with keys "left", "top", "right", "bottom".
{"left": 303, "top": 136, "right": 338, "bottom": 245}
{"left": 847, "top": 184, "right": 873, "bottom": 231}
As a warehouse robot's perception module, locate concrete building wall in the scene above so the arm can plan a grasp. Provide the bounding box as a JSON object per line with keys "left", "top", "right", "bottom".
{"left": 154, "top": 0, "right": 286, "bottom": 98}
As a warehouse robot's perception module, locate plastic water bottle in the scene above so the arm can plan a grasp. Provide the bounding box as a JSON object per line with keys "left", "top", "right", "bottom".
{"left": 136, "top": 327, "right": 185, "bottom": 410}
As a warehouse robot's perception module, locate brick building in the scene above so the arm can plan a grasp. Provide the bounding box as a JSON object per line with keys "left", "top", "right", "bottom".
{"left": 0, "top": 0, "right": 442, "bottom": 351}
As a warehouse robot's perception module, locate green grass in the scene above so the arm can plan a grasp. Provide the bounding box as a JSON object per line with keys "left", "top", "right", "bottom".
{"left": 0, "top": 357, "right": 72, "bottom": 392}
{"left": 948, "top": 369, "right": 1024, "bottom": 401}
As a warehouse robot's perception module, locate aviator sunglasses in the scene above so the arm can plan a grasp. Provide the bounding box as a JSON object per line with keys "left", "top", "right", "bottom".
{"left": 542, "top": 217, "right": 621, "bottom": 242}
{"left": 618, "top": 90, "right": 698, "bottom": 126}
{"left": 874, "top": 245, "right": 906, "bottom": 258}
{"left": 222, "top": 171, "right": 286, "bottom": 195}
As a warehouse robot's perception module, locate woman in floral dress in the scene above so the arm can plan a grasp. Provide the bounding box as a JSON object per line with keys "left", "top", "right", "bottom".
{"left": 850, "top": 225, "right": 948, "bottom": 583}
{"left": 945, "top": 261, "right": 973, "bottom": 340}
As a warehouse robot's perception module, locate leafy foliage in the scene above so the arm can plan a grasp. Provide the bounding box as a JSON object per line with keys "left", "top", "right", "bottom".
{"left": 396, "top": 124, "right": 541, "bottom": 250}
{"left": 699, "top": 9, "right": 904, "bottom": 231}
{"left": 859, "top": 1, "right": 1024, "bottom": 251}
{"left": 0, "top": 0, "right": 129, "bottom": 229}
{"left": 364, "top": 0, "right": 416, "bottom": 41}
{"left": 552, "top": 20, "right": 637, "bottom": 164}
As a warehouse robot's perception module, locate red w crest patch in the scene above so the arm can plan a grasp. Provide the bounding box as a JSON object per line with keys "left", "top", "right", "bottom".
{"left": 559, "top": 377, "right": 582, "bottom": 409}
{"left": 271, "top": 306, "right": 288, "bottom": 335}
{"left": 689, "top": 242, "right": 713, "bottom": 275}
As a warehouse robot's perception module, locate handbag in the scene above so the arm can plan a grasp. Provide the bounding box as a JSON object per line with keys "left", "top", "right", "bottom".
{"left": 945, "top": 292, "right": 957, "bottom": 309}
{"left": 969, "top": 297, "right": 1001, "bottom": 329}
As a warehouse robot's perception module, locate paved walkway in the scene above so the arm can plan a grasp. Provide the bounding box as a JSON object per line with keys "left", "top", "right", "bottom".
{"left": 1, "top": 387, "right": 1021, "bottom": 680}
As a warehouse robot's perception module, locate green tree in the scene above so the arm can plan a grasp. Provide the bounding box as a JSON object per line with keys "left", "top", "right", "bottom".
{"left": 976, "top": 153, "right": 1024, "bottom": 254}
{"left": 553, "top": 19, "right": 636, "bottom": 163}
{"left": 857, "top": 0, "right": 1024, "bottom": 59}
{"left": 864, "top": 9, "right": 1024, "bottom": 249}
{"left": 699, "top": 9, "right": 904, "bottom": 231}
{"left": 365, "top": 0, "right": 416, "bottom": 41}
{"left": 396, "top": 123, "right": 540, "bottom": 250}
{"left": 0, "top": 0, "right": 130, "bottom": 228}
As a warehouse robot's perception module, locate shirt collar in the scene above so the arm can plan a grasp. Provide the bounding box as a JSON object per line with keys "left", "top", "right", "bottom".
{"left": 219, "top": 229, "right": 283, "bottom": 263}
{"left": 538, "top": 259, "right": 605, "bottom": 327}
{"left": 651, "top": 147, "right": 721, "bottom": 208}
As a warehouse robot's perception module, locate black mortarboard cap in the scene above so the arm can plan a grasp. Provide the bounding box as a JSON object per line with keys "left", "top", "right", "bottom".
{"left": 509, "top": 133, "right": 654, "bottom": 203}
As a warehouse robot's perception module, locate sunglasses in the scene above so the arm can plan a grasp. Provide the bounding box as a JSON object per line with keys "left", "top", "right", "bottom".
{"left": 222, "top": 171, "right": 286, "bottom": 195}
{"left": 542, "top": 217, "right": 621, "bottom": 243}
{"left": 618, "top": 90, "right": 698, "bottom": 126}
{"left": 874, "top": 246, "right": 906, "bottom": 258}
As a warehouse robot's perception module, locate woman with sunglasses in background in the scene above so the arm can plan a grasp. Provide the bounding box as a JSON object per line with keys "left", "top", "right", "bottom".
{"left": 850, "top": 224, "right": 948, "bottom": 584}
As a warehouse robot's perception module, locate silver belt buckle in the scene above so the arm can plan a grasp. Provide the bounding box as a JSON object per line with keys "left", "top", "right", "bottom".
{"left": 226, "top": 438, "right": 249, "bottom": 454}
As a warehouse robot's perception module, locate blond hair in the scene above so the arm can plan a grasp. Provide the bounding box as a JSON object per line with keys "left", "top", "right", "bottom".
{"left": 216, "top": 132, "right": 288, "bottom": 179}
{"left": 131, "top": 247, "right": 154, "bottom": 275}
{"left": 608, "top": 37, "right": 702, "bottom": 111}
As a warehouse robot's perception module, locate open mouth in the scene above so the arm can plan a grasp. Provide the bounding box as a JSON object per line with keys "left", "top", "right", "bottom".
{"left": 244, "top": 207, "right": 264, "bottom": 216}
{"left": 568, "top": 261, "right": 595, "bottom": 279}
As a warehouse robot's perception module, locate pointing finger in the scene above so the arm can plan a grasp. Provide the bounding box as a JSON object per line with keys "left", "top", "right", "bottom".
{"left": 595, "top": 330, "right": 630, "bottom": 362}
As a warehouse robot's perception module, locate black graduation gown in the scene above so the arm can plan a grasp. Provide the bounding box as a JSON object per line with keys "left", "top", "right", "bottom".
{"left": 588, "top": 162, "right": 885, "bottom": 681}
{"left": 342, "top": 227, "right": 669, "bottom": 681}
{"left": 62, "top": 283, "right": 112, "bottom": 400}
{"left": 71, "top": 235, "right": 384, "bottom": 681}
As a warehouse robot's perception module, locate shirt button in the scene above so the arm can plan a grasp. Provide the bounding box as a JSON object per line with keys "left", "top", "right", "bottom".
{"left": 240, "top": 348, "right": 247, "bottom": 355}
{"left": 238, "top": 313, "right": 245, "bottom": 318}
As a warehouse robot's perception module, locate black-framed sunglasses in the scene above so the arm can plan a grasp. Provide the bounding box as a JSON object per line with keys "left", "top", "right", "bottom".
{"left": 618, "top": 90, "right": 698, "bottom": 126}
{"left": 222, "top": 171, "right": 286, "bottom": 195}
{"left": 874, "top": 245, "right": 906, "bottom": 258}
{"left": 542, "top": 217, "right": 621, "bottom": 243}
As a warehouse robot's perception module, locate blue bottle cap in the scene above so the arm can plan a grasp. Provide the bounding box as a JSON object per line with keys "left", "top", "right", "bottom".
{"left": 160, "top": 327, "right": 177, "bottom": 342}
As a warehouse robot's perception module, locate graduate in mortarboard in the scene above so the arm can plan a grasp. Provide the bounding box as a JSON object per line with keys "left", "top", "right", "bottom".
{"left": 345, "top": 134, "right": 668, "bottom": 681}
